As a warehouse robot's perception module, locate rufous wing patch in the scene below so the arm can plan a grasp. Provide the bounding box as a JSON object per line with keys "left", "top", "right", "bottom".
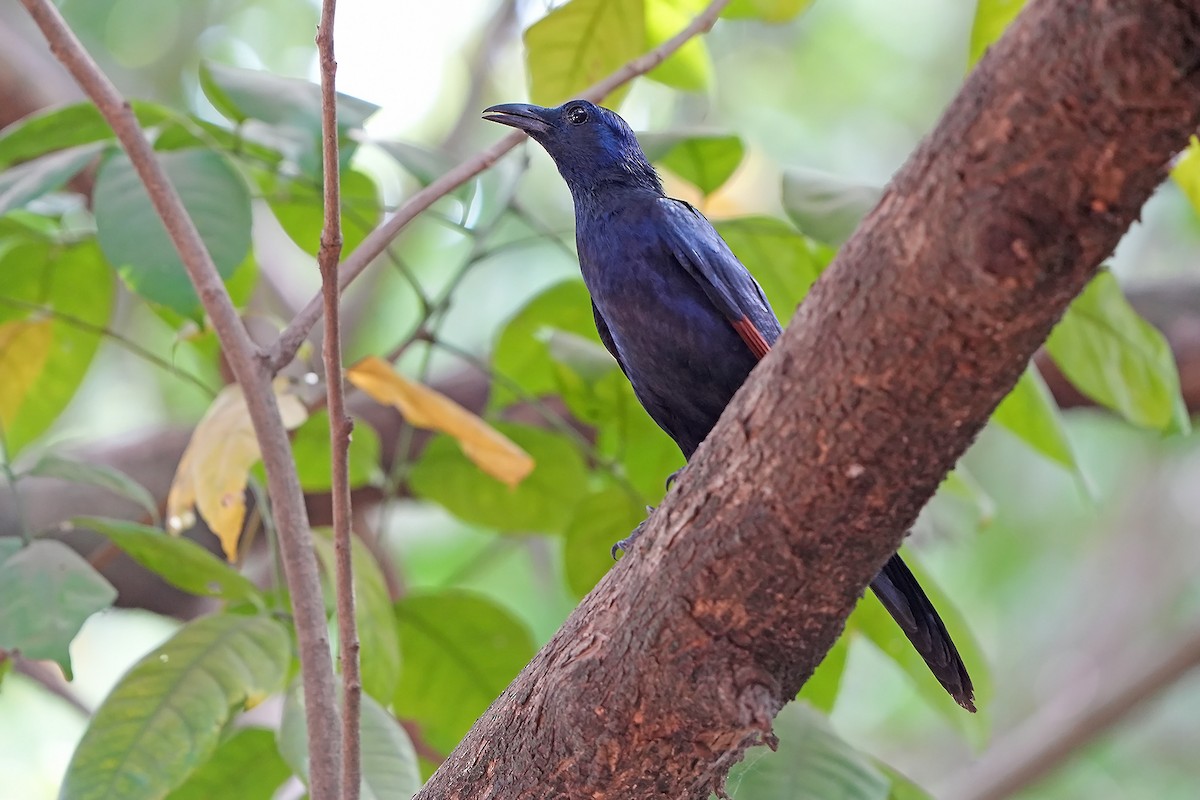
{"left": 731, "top": 317, "right": 772, "bottom": 360}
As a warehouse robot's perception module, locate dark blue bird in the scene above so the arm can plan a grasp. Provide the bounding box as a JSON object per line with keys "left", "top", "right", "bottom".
{"left": 484, "top": 99, "right": 975, "bottom": 711}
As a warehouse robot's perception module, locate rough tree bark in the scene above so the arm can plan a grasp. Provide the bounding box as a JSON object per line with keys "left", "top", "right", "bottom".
{"left": 413, "top": 1, "right": 1200, "bottom": 798}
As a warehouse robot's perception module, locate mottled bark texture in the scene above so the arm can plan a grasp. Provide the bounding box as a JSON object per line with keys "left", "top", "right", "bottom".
{"left": 420, "top": 1, "right": 1200, "bottom": 797}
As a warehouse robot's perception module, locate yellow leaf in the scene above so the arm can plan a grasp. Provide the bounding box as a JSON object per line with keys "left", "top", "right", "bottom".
{"left": 167, "top": 379, "right": 308, "bottom": 561}
{"left": 347, "top": 356, "right": 534, "bottom": 488}
{"left": 0, "top": 319, "right": 54, "bottom": 428}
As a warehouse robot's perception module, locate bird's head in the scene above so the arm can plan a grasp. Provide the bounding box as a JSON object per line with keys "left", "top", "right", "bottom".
{"left": 483, "top": 100, "right": 662, "bottom": 197}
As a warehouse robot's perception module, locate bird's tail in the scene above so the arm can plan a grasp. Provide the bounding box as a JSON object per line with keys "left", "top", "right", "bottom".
{"left": 869, "top": 554, "right": 976, "bottom": 712}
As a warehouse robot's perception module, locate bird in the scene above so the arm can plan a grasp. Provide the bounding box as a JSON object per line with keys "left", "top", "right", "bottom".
{"left": 483, "top": 99, "right": 975, "bottom": 712}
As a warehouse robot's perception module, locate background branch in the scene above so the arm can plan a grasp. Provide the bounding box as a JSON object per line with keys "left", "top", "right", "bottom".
{"left": 314, "top": 1, "right": 360, "bottom": 797}
{"left": 408, "top": 1, "right": 1200, "bottom": 796}
{"left": 17, "top": 1, "right": 344, "bottom": 797}
{"left": 940, "top": 625, "right": 1200, "bottom": 800}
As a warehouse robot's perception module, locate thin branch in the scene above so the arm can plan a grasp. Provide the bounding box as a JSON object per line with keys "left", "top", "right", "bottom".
{"left": 314, "top": 3, "right": 361, "bottom": 798}
{"left": 17, "top": 2, "right": 344, "bottom": 798}
{"left": 940, "top": 625, "right": 1200, "bottom": 800}
{"left": 266, "top": 0, "right": 734, "bottom": 372}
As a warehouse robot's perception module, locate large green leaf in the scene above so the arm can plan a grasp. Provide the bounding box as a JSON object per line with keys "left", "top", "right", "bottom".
{"left": 641, "top": 132, "right": 744, "bottom": 195}
{"left": 259, "top": 168, "right": 381, "bottom": 259}
{"left": 722, "top": 0, "right": 814, "bottom": 22}
{"left": 0, "top": 143, "right": 105, "bottom": 216}
{"left": 0, "top": 239, "right": 113, "bottom": 455}
{"left": 409, "top": 423, "right": 588, "bottom": 534}
{"left": 75, "top": 517, "right": 263, "bottom": 604}
{"left": 991, "top": 365, "right": 1080, "bottom": 472}
{"left": 94, "top": 148, "right": 251, "bottom": 316}
{"left": 781, "top": 167, "right": 882, "bottom": 245}
{"left": 644, "top": 0, "right": 713, "bottom": 91}
{"left": 797, "top": 633, "right": 849, "bottom": 714}
{"left": 200, "top": 62, "right": 378, "bottom": 132}
{"left": 394, "top": 590, "right": 536, "bottom": 754}
{"left": 278, "top": 682, "right": 422, "bottom": 800}
{"left": 312, "top": 527, "right": 402, "bottom": 703}
{"left": 563, "top": 486, "right": 648, "bottom": 596}
{"left": 0, "top": 539, "right": 116, "bottom": 679}
{"left": 164, "top": 727, "right": 290, "bottom": 800}
{"left": 0, "top": 101, "right": 171, "bottom": 169}
{"left": 59, "top": 614, "right": 289, "bottom": 800}
{"left": 1046, "top": 271, "right": 1189, "bottom": 434}
{"left": 716, "top": 703, "right": 891, "bottom": 800}
{"left": 715, "top": 216, "right": 828, "bottom": 319}
{"left": 290, "top": 410, "right": 383, "bottom": 492}
{"left": 28, "top": 455, "right": 158, "bottom": 524}
{"left": 524, "top": 0, "right": 645, "bottom": 107}
{"left": 1172, "top": 136, "right": 1200, "bottom": 215}
{"left": 968, "top": 0, "right": 1027, "bottom": 68}
{"left": 491, "top": 280, "right": 600, "bottom": 410}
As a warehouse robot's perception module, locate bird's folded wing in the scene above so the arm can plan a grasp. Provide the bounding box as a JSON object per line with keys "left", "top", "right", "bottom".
{"left": 654, "top": 198, "right": 781, "bottom": 360}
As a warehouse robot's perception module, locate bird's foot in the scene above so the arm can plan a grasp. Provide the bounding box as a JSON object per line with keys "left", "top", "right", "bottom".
{"left": 664, "top": 467, "right": 683, "bottom": 491}
{"left": 611, "top": 505, "right": 655, "bottom": 560}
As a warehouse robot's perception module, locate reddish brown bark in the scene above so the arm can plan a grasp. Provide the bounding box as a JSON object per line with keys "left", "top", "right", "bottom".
{"left": 414, "top": 1, "right": 1200, "bottom": 798}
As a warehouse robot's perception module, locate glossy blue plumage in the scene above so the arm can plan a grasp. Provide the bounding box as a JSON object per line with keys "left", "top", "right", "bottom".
{"left": 482, "top": 100, "right": 974, "bottom": 710}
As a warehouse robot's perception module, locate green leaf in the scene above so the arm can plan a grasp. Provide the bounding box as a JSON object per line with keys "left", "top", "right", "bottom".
{"left": 717, "top": 703, "right": 889, "bottom": 800}
{"left": 0, "top": 101, "right": 171, "bottom": 170}
{"left": 0, "top": 143, "right": 104, "bottom": 216}
{"left": 312, "top": 528, "right": 402, "bottom": 703}
{"left": 563, "top": 486, "right": 647, "bottom": 596}
{"left": 94, "top": 148, "right": 251, "bottom": 316}
{"left": 876, "top": 763, "right": 933, "bottom": 800}
{"left": 0, "top": 539, "right": 116, "bottom": 678}
{"left": 721, "top": 0, "right": 814, "bottom": 22}
{"left": 165, "top": 727, "right": 290, "bottom": 800}
{"left": 936, "top": 466, "right": 996, "bottom": 530}
{"left": 409, "top": 423, "right": 588, "bottom": 534}
{"left": 492, "top": 280, "right": 599, "bottom": 410}
{"left": 539, "top": 327, "right": 620, "bottom": 382}
{"left": 991, "top": 365, "right": 1079, "bottom": 472}
{"left": 394, "top": 590, "right": 535, "bottom": 753}
{"left": 290, "top": 410, "right": 383, "bottom": 492}
{"left": 75, "top": 517, "right": 263, "bottom": 604}
{"left": 60, "top": 614, "right": 290, "bottom": 800}
{"left": 524, "top": 0, "right": 645, "bottom": 107}
{"left": 1172, "top": 136, "right": 1200, "bottom": 216}
{"left": 376, "top": 140, "right": 457, "bottom": 187}
{"left": 260, "top": 168, "right": 381, "bottom": 259}
{"left": 797, "top": 633, "right": 849, "bottom": 714}
{"left": 1046, "top": 270, "right": 1190, "bottom": 434}
{"left": 849, "top": 554, "right": 990, "bottom": 744}
{"left": 782, "top": 167, "right": 882, "bottom": 245}
{"left": 645, "top": 0, "right": 713, "bottom": 91}
{"left": 968, "top": 0, "right": 1026, "bottom": 68}
{"left": 715, "top": 216, "right": 828, "bottom": 319}
{"left": 640, "top": 132, "right": 744, "bottom": 195}
{"left": 0, "top": 239, "right": 113, "bottom": 455}
{"left": 28, "top": 454, "right": 158, "bottom": 524}
{"left": 200, "top": 62, "right": 378, "bottom": 132}
{"left": 279, "top": 682, "right": 421, "bottom": 800}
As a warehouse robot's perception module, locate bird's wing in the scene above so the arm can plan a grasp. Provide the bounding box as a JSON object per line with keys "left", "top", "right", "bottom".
{"left": 592, "top": 301, "right": 629, "bottom": 377}
{"left": 654, "top": 197, "right": 781, "bottom": 360}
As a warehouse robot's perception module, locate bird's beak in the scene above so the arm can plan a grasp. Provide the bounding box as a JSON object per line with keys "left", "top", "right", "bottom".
{"left": 482, "top": 103, "right": 554, "bottom": 135}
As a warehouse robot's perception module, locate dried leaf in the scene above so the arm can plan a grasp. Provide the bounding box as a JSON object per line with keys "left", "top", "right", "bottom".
{"left": 0, "top": 318, "right": 53, "bottom": 427}
{"left": 167, "top": 380, "right": 307, "bottom": 560}
{"left": 347, "top": 356, "right": 534, "bottom": 487}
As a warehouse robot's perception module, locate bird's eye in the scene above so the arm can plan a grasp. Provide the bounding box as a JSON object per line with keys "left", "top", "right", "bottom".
{"left": 566, "top": 105, "right": 589, "bottom": 125}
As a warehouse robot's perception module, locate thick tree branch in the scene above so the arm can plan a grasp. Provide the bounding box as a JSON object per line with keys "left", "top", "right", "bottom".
{"left": 266, "top": 0, "right": 732, "bottom": 372}
{"left": 314, "top": 1, "right": 360, "bottom": 797}
{"left": 17, "top": 2, "right": 343, "bottom": 797}
{"left": 412, "top": 1, "right": 1200, "bottom": 797}
{"left": 940, "top": 624, "right": 1200, "bottom": 800}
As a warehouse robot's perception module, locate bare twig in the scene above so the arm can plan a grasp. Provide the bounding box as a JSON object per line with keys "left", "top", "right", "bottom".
{"left": 267, "top": 0, "right": 734, "bottom": 372}
{"left": 17, "top": 2, "right": 343, "bottom": 797}
{"left": 940, "top": 626, "right": 1200, "bottom": 800}
{"left": 314, "top": 3, "right": 361, "bottom": 799}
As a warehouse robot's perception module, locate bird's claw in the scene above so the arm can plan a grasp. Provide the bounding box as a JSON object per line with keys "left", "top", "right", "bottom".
{"left": 664, "top": 467, "right": 683, "bottom": 492}
{"left": 611, "top": 505, "right": 655, "bottom": 560}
